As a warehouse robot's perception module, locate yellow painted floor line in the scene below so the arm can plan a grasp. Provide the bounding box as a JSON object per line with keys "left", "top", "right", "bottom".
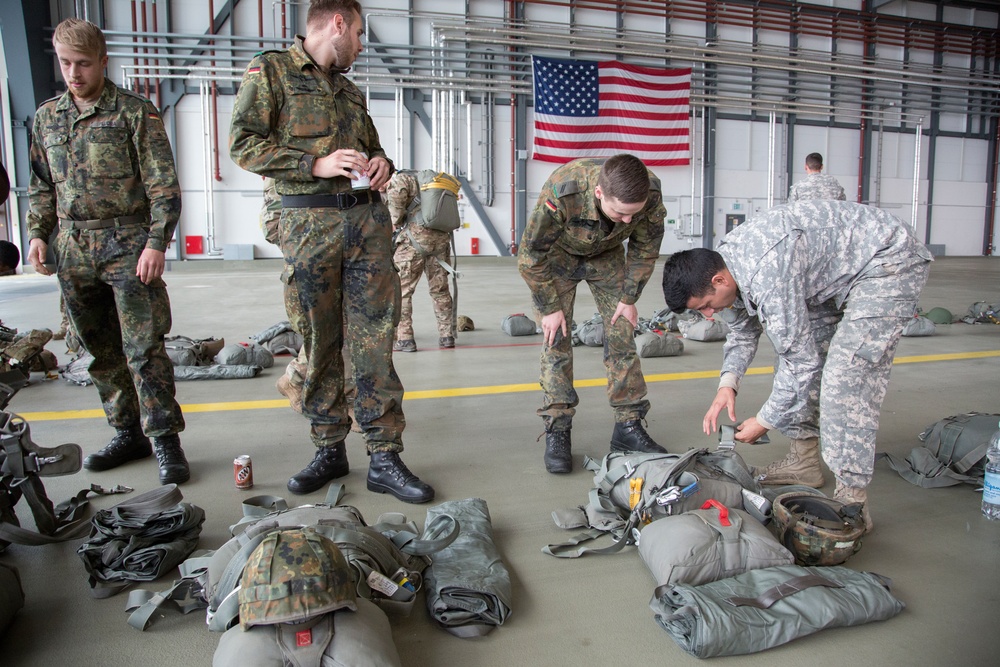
{"left": 19, "top": 349, "right": 1000, "bottom": 422}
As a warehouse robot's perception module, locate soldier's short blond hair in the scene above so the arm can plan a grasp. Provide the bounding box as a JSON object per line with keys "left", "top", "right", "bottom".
{"left": 307, "top": 0, "right": 362, "bottom": 28}
{"left": 52, "top": 18, "right": 107, "bottom": 59}
{"left": 598, "top": 154, "right": 650, "bottom": 204}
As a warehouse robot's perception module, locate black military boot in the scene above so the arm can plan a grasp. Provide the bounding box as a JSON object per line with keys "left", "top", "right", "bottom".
{"left": 610, "top": 420, "right": 667, "bottom": 454}
{"left": 366, "top": 452, "right": 434, "bottom": 504}
{"left": 543, "top": 429, "right": 572, "bottom": 474}
{"left": 83, "top": 426, "right": 152, "bottom": 471}
{"left": 287, "top": 443, "right": 350, "bottom": 495}
{"left": 152, "top": 435, "right": 190, "bottom": 485}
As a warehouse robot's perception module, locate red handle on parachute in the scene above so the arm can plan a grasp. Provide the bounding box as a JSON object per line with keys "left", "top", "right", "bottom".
{"left": 700, "top": 499, "right": 731, "bottom": 526}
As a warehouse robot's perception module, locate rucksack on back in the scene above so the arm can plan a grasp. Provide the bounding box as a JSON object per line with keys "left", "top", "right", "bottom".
{"left": 414, "top": 170, "right": 462, "bottom": 232}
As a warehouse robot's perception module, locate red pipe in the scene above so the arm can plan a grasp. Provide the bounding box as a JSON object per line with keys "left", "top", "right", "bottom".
{"left": 281, "top": 1, "right": 288, "bottom": 41}
{"left": 508, "top": 0, "right": 517, "bottom": 254}
{"left": 258, "top": 0, "right": 265, "bottom": 49}
{"left": 152, "top": 0, "right": 161, "bottom": 109}
{"left": 208, "top": 0, "right": 222, "bottom": 181}
{"left": 140, "top": 0, "right": 150, "bottom": 100}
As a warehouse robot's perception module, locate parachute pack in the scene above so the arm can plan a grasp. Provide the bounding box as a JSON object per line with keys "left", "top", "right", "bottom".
{"left": 405, "top": 169, "right": 462, "bottom": 233}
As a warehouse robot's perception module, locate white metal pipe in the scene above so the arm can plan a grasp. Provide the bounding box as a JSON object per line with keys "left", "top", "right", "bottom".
{"left": 767, "top": 111, "right": 776, "bottom": 209}
{"left": 912, "top": 118, "right": 924, "bottom": 232}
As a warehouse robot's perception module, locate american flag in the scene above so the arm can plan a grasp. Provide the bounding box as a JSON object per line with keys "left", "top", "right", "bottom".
{"left": 531, "top": 55, "right": 691, "bottom": 166}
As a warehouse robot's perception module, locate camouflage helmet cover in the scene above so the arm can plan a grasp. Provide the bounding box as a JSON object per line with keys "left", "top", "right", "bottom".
{"left": 239, "top": 528, "right": 357, "bottom": 629}
{"left": 771, "top": 493, "right": 866, "bottom": 567}
{"left": 457, "top": 315, "right": 475, "bottom": 331}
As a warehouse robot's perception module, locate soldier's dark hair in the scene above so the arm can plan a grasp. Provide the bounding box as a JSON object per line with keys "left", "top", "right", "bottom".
{"left": 52, "top": 18, "right": 107, "bottom": 59}
{"left": 805, "top": 152, "right": 824, "bottom": 170}
{"left": 307, "top": 0, "right": 362, "bottom": 28}
{"left": 597, "top": 154, "right": 650, "bottom": 204}
{"left": 661, "top": 248, "right": 727, "bottom": 312}
{"left": 0, "top": 241, "right": 20, "bottom": 274}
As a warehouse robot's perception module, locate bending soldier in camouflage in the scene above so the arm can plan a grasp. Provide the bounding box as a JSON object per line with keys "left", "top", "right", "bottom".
{"left": 518, "top": 154, "right": 668, "bottom": 474}
{"left": 386, "top": 171, "right": 456, "bottom": 352}
{"left": 230, "top": 0, "right": 434, "bottom": 503}
{"left": 26, "top": 19, "right": 189, "bottom": 485}
{"left": 787, "top": 152, "right": 846, "bottom": 202}
{"left": 662, "top": 200, "right": 933, "bottom": 532}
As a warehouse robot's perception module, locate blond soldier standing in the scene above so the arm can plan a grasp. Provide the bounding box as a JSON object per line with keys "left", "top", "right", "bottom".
{"left": 26, "top": 19, "right": 189, "bottom": 485}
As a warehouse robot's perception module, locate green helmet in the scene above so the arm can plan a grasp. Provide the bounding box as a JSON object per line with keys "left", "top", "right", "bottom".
{"left": 924, "top": 307, "right": 953, "bottom": 325}
{"left": 772, "top": 493, "right": 865, "bottom": 567}
{"left": 238, "top": 528, "right": 356, "bottom": 629}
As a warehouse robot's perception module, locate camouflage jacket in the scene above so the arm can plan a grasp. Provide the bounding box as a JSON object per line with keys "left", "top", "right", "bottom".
{"left": 385, "top": 171, "right": 451, "bottom": 245}
{"left": 518, "top": 159, "right": 665, "bottom": 315}
{"left": 27, "top": 79, "right": 181, "bottom": 252}
{"left": 787, "top": 173, "right": 847, "bottom": 202}
{"left": 717, "top": 201, "right": 932, "bottom": 429}
{"left": 229, "top": 36, "right": 393, "bottom": 194}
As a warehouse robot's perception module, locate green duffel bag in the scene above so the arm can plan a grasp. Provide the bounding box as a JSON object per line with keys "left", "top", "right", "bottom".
{"left": 650, "top": 564, "right": 905, "bottom": 657}
{"left": 213, "top": 597, "right": 401, "bottom": 667}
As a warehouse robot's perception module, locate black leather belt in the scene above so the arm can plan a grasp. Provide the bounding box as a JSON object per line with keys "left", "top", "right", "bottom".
{"left": 60, "top": 214, "right": 145, "bottom": 230}
{"left": 280, "top": 190, "right": 381, "bottom": 210}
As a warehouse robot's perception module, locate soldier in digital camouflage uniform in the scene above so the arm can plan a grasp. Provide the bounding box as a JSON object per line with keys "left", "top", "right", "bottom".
{"left": 662, "top": 200, "right": 933, "bottom": 531}
{"left": 787, "top": 152, "right": 847, "bottom": 202}
{"left": 386, "top": 170, "right": 456, "bottom": 352}
{"left": 230, "top": 0, "right": 433, "bottom": 503}
{"left": 25, "top": 19, "right": 189, "bottom": 485}
{"left": 518, "top": 154, "right": 668, "bottom": 474}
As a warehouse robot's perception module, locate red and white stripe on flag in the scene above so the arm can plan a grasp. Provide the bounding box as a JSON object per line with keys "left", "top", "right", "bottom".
{"left": 531, "top": 56, "right": 691, "bottom": 166}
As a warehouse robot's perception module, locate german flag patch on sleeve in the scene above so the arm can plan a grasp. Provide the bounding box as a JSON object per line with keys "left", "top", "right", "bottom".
{"left": 248, "top": 66, "right": 261, "bottom": 74}
{"left": 544, "top": 200, "right": 558, "bottom": 213}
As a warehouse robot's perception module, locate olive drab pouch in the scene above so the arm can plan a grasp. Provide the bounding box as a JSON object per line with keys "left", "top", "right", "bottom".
{"left": 877, "top": 412, "right": 1000, "bottom": 488}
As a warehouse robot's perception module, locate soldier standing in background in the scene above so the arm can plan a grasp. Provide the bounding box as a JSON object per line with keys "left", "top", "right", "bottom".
{"left": 518, "top": 154, "right": 668, "bottom": 474}
{"left": 661, "top": 200, "right": 933, "bottom": 532}
{"left": 25, "top": 19, "right": 189, "bottom": 485}
{"left": 787, "top": 152, "right": 847, "bottom": 202}
{"left": 230, "top": 0, "right": 434, "bottom": 503}
{"left": 385, "top": 170, "right": 456, "bottom": 353}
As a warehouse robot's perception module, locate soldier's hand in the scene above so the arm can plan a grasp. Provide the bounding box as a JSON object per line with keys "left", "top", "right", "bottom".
{"left": 312, "top": 149, "right": 368, "bottom": 180}
{"left": 368, "top": 157, "right": 392, "bottom": 191}
{"left": 610, "top": 301, "right": 638, "bottom": 328}
{"left": 136, "top": 248, "right": 166, "bottom": 284}
{"left": 735, "top": 417, "right": 768, "bottom": 444}
{"left": 541, "top": 310, "right": 568, "bottom": 347}
{"left": 703, "top": 387, "right": 736, "bottom": 435}
{"left": 27, "top": 238, "right": 52, "bottom": 276}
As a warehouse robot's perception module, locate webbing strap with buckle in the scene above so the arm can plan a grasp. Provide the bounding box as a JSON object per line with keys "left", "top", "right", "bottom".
{"left": 60, "top": 214, "right": 145, "bottom": 230}
{"left": 280, "top": 190, "right": 381, "bottom": 209}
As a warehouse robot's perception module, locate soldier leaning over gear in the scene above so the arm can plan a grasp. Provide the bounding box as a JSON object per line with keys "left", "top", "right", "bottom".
{"left": 386, "top": 170, "right": 456, "bottom": 353}
{"left": 518, "top": 154, "right": 668, "bottom": 474}
{"left": 230, "top": 0, "right": 434, "bottom": 503}
{"left": 787, "top": 152, "right": 846, "bottom": 202}
{"left": 26, "top": 19, "right": 189, "bottom": 485}
{"left": 662, "top": 200, "right": 933, "bottom": 532}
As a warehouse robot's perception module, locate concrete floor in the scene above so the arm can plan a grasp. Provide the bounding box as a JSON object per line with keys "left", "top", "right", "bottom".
{"left": 0, "top": 255, "right": 998, "bottom": 666}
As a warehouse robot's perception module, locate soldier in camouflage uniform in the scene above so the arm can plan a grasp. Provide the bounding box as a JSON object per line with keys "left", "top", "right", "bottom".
{"left": 662, "top": 200, "right": 933, "bottom": 531}
{"left": 787, "top": 152, "right": 847, "bottom": 202}
{"left": 518, "top": 154, "right": 668, "bottom": 474}
{"left": 25, "top": 19, "right": 189, "bottom": 485}
{"left": 386, "top": 170, "right": 455, "bottom": 352}
{"left": 230, "top": 0, "right": 433, "bottom": 503}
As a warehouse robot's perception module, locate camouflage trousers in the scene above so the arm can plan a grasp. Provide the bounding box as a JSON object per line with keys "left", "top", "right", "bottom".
{"left": 393, "top": 233, "right": 454, "bottom": 341}
{"left": 817, "top": 258, "right": 930, "bottom": 488}
{"left": 535, "top": 251, "right": 649, "bottom": 432}
{"left": 53, "top": 226, "right": 184, "bottom": 436}
{"left": 279, "top": 201, "right": 403, "bottom": 453}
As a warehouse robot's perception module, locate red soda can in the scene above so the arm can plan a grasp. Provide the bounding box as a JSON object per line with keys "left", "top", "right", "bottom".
{"left": 234, "top": 455, "right": 254, "bottom": 489}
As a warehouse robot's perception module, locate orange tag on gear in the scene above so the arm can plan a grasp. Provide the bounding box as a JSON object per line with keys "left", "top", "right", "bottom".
{"left": 296, "top": 629, "right": 313, "bottom": 646}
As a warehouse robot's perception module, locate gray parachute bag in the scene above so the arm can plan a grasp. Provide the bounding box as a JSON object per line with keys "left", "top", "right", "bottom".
{"left": 635, "top": 331, "right": 683, "bottom": 358}
{"left": 501, "top": 314, "right": 537, "bottom": 336}
{"left": 213, "top": 597, "right": 401, "bottom": 667}
{"left": 901, "top": 314, "right": 935, "bottom": 337}
{"left": 572, "top": 314, "right": 604, "bottom": 347}
{"left": 414, "top": 170, "right": 462, "bottom": 232}
{"left": 422, "top": 497, "right": 512, "bottom": 637}
{"left": 214, "top": 342, "right": 274, "bottom": 368}
{"left": 650, "top": 564, "right": 905, "bottom": 657}
{"left": 678, "top": 315, "right": 729, "bottom": 341}
{"left": 878, "top": 412, "right": 1000, "bottom": 487}
{"left": 252, "top": 321, "right": 302, "bottom": 355}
